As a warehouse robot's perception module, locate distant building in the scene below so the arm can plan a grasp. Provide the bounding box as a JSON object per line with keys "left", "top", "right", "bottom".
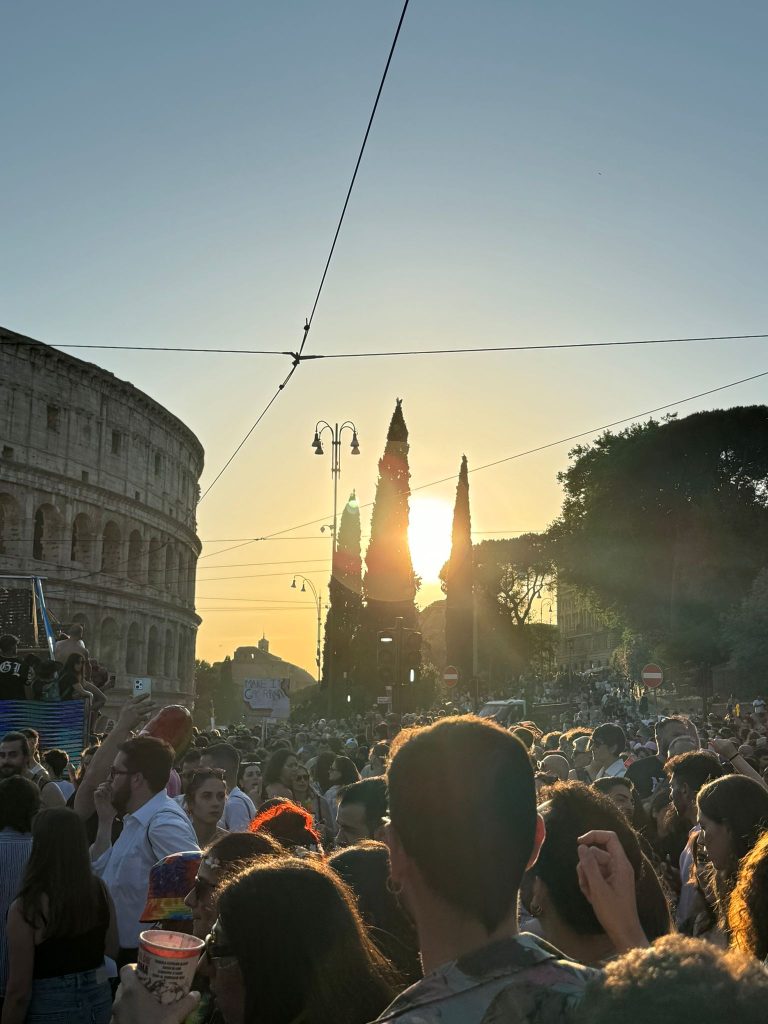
{"left": 222, "top": 636, "right": 316, "bottom": 705}
{"left": 556, "top": 583, "right": 621, "bottom": 673}
{"left": 0, "top": 327, "right": 203, "bottom": 705}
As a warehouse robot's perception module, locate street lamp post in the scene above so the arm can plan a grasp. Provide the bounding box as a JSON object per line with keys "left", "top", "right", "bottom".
{"left": 311, "top": 421, "right": 360, "bottom": 550}
{"left": 291, "top": 575, "right": 322, "bottom": 685}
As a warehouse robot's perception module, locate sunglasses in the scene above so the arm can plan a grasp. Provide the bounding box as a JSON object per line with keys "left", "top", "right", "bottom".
{"left": 192, "top": 767, "right": 226, "bottom": 780}
{"left": 205, "top": 923, "right": 239, "bottom": 971}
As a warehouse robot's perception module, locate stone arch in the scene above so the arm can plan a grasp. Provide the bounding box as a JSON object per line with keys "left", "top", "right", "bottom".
{"left": 186, "top": 556, "right": 196, "bottom": 605}
{"left": 32, "top": 503, "right": 62, "bottom": 562}
{"left": 176, "top": 629, "right": 186, "bottom": 679}
{"left": 127, "top": 530, "right": 144, "bottom": 583}
{"left": 165, "top": 543, "right": 175, "bottom": 591}
{"left": 164, "top": 627, "right": 175, "bottom": 677}
{"left": 99, "top": 617, "right": 120, "bottom": 672}
{"left": 70, "top": 512, "right": 94, "bottom": 565}
{"left": 149, "top": 537, "right": 163, "bottom": 588}
{"left": 69, "top": 612, "right": 92, "bottom": 644}
{"left": 126, "top": 621, "right": 141, "bottom": 674}
{"left": 177, "top": 549, "right": 186, "bottom": 600}
{"left": 0, "top": 493, "right": 22, "bottom": 556}
{"left": 147, "top": 624, "right": 161, "bottom": 676}
{"left": 101, "top": 520, "right": 122, "bottom": 574}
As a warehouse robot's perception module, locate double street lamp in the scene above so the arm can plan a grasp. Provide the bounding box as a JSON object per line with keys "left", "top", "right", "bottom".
{"left": 311, "top": 420, "right": 360, "bottom": 550}
{"left": 291, "top": 575, "right": 322, "bottom": 685}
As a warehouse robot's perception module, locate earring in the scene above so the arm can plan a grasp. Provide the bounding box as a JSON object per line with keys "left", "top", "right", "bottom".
{"left": 530, "top": 902, "right": 544, "bottom": 917}
{"left": 386, "top": 876, "right": 404, "bottom": 897}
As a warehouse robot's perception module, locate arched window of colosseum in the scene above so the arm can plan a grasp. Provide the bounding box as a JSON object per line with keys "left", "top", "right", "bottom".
{"left": 0, "top": 494, "right": 21, "bottom": 556}
{"left": 32, "top": 504, "right": 62, "bottom": 562}
{"left": 177, "top": 550, "right": 187, "bottom": 600}
{"left": 70, "top": 513, "right": 93, "bottom": 565}
{"left": 149, "top": 537, "right": 163, "bottom": 588}
{"left": 127, "top": 530, "right": 144, "bottom": 583}
{"left": 186, "top": 557, "right": 196, "bottom": 605}
{"left": 177, "top": 629, "right": 186, "bottom": 679}
{"left": 147, "top": 625, "right": 161, "bottom": 675}
{"left": 99, "top": 618, "right": 120, "bottom": 675}
{"left": 165, "top": 544, "right": 175, "bottom": 591}
{"left": 101, "top": 521, "right": 122, "bottom": 574}
{"left": 164, "top": 628, "right": 175, "bottom": 677}
{"left": 69, "top": 613, "right": 92, "bottom": 645}
{"left": 126, "top": 622, "right": 141, "bottom": 674}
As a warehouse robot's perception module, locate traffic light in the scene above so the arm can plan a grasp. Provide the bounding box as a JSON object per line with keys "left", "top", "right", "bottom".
{"left": 377, "top": 630, "right": 397, "bottom": 687}
{"left": 401, "top": 628, "right": 422, "bottom": 685}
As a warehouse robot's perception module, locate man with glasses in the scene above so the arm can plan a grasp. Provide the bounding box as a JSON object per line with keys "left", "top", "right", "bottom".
{"left": 90, "top": 735, "right": 199, "bottom": 969}
{"left": 589, "top": 724, "right": 628, "bottom": 780}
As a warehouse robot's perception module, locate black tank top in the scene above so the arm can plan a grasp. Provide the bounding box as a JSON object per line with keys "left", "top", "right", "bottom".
{"left": 33, "top": 883, "right": 109, "bottom": 979}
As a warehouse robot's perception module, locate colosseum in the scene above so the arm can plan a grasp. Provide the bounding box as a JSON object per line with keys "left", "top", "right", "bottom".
{"left": 0, "top": 326, "right": 204, "bottom": 706}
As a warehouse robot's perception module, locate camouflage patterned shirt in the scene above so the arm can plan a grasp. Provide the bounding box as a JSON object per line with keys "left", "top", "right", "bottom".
{"left": 372, "top": 933, "right": 599, "bottom": 1024}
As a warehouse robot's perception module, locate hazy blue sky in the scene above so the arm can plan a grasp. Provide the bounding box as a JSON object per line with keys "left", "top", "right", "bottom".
{"left": 3, "top": 2, "right": 767, "bottom": 670}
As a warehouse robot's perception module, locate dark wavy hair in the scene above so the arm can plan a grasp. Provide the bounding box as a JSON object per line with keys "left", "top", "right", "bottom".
{"left": 218, "top": 857, "right": 397, "bottom": 1024}
{"left": 262, "top": 748, "right": 297, "bottom": 788}
{"left": 697, "top": 775, "right": 768, "bottom": 871}
{"left": 531, "top": 781, "right": 670, "bottom": 940}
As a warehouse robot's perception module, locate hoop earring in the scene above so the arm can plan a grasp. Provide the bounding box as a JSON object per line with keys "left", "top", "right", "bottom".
{"left": 530, "top": 902, "right": 544, "bottom": 918}
{"left": 386, "top": 876, "right": 403, "bottom": 897}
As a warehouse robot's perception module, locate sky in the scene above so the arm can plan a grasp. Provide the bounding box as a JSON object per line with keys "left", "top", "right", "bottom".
{"left": 3, "top": 2, "right": 768, "bottom": 675}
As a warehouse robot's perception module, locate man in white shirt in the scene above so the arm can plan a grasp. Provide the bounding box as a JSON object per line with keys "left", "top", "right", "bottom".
{"left": 201, "top": 743, "right": 255, "bottom": 831}
{"left": 91, "top": 735, "right": 199, "bottom": 967}
{"left": 589, "top": 724, "right": 628, "bottom": 780}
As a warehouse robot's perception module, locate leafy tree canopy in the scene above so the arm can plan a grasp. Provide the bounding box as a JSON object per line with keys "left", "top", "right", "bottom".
{"left": 552, "top": 406, "right": 768, "bottom": 667}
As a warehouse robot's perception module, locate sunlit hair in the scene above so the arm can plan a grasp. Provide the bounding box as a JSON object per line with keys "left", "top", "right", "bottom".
{"left": 218, "top": 857, "right": 397, "bottom": 1024}
{"left": 728, "top": 830, "right": 768, "bottom": 961}
{"left": 249, "top": 798, "right": 322, "bottom": 852}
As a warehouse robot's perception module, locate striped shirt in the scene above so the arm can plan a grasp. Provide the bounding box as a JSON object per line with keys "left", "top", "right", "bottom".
{"left": 0, "top": 828, "right": 33, "bottom": 995}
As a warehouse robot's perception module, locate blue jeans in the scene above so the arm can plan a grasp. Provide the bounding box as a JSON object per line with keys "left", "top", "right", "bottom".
{"left": 26, "top": 968, "right": 112, "bottom": 1024}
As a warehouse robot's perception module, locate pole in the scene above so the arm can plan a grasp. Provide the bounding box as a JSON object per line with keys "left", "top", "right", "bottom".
{"left": 331, "top": 423, "right": 340, "bottom": 554}
{"left": 391, "top": 617, "right": 403, "bottom": 719}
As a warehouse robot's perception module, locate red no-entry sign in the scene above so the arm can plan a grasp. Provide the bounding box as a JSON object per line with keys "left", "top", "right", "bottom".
{"left": 443, "top": 666, "right": 459, "bottom": 687}
{"left": 641, "top": 663, "right": 664, "bottom": 689}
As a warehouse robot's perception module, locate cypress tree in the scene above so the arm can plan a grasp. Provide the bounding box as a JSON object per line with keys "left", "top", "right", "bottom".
{"left": 353, "top": 400, "right": 418, "bottom": 701}
{"left": 442, "top": 455, "right": 474, "bottom": 683}
{"left": 321, "top": 492, "right": 362, "bottom": 711}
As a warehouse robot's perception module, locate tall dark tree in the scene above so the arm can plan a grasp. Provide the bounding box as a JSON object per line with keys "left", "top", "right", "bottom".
{"left": 552, "top": 406, "right": 768, "bottom": 679}
{"left": 441, "top": 455, "right": 473, "bottom": 682}
{"left": 353, "top": 400, "right": 418, "bottom": 702}
{"left": 322, "top": 492, "right": 363, "bottom": 711}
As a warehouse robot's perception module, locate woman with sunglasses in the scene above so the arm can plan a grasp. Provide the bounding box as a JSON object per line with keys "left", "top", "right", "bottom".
{"left": 184, "top": 831, "right": 282, "bottom": 940}
{"left": 186, "top": 768, "right": 228, "bottom": 848}
{"left": 291, "top": 766, "right": 333, "bottom": 847}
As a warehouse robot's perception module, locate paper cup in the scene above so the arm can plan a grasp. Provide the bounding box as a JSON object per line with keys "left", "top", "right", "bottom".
{"left": 137, "top": 930, "right": 205, "bottom": 1004}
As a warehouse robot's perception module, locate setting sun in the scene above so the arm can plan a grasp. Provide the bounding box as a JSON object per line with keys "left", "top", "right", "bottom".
{"left": 409, "top": 496, "right": 454, "bottom": 584}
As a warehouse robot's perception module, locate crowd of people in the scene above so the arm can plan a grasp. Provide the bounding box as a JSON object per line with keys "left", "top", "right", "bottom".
{"left": 1, "top": 679, "right": 768, "bottom": 1023}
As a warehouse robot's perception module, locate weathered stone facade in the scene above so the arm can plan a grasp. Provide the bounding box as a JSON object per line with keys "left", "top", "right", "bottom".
{"left": 0, "top": 327, "right": 203, "bottom": 706}
{"left": 556, "top": 582, "right": 621, "bottom": 673}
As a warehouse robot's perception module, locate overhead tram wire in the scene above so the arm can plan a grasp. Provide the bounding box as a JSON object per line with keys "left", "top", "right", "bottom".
{"left": 31, "top": 332, "right": 768, "bottom": 360}
{"left": 195, "top": 1, "right": 411, "bottom": 503}
{"left": 296, "top": 0, "right": 411, "bottom": 360}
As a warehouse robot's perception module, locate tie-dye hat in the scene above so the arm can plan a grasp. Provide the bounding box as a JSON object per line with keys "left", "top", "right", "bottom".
{"left": 140, "top": 851, "right": 202, "bottom": 922}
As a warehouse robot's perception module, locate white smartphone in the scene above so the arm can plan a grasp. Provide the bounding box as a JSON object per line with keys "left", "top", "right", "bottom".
{"left": 133, "top": 677, "right": 152, "bottom": 697}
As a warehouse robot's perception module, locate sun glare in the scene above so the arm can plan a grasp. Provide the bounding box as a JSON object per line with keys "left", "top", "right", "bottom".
{"left": 409, "top": 496, "right": 454, "bottom": 584}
